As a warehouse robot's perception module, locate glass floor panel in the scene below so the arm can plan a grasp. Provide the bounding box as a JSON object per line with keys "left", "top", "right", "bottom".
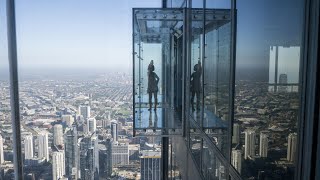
{"left": 134, "top": 94, "right": 164, "bottom": 108}
{"left": 134, "top": 107, "right": 182, "bottom": 136}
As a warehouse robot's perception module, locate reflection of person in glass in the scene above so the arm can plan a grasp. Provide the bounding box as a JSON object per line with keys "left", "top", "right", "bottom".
{"left": 191, "top": 60, "right": 202, "bottom": 111}
{"left": 148, "top": 60, "right": 159, "bottom": 111}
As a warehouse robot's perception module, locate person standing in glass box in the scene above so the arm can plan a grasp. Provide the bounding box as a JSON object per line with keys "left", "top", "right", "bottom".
{"left": 191, "top": 60, "right": 202, "bottom": 111}
{"left": 147, "top": 60, "right": 159, "bottom": 111}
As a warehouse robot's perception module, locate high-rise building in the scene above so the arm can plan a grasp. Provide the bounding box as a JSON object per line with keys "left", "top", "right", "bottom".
{"left": 244, "top": 130, "right": 256, "bottom": 160}
{"left": 52, "top": 151, "right": 65, "bottom": 180}
{"left": 112, "top": 142, "right": 129, "bottom": 166}
{"left": 111, "top": 123, "right": 118, "bottom": 142}
{"left": 87, "top": 118, "right": 96, "bottom": 134}
{"left": 54, "top": 124, "right": 63, "bottom": 147}
{"left": 231, "top": 149, "right": 242, "bottom": 174}
{"left": 24, "top": 135, "right": 33, "bottom": 160}
{"left": 279, "top": 74, "right": 288, "bottom": 84}
{"left": 278, "top": 74, "right": 288, "bottom": 92}
{"left": 259, "top": 132, "right": 268, "bottom": 158}
{"left": 287, "top": 133, "right": 297, "bottom": 162}
{"left": 232, "top": 123, "right": 240, "bottom": 144}
{"left": 65, "top": 126, "right": 79, "bottom": 179}
{"left": 140, "top": 150, "right": 161, "bottom": 180}
{"left": 62, "top": 115, "right": 74, "bottom": 127}
{"left": 99, "top": 138, "right": 112, "bottom": 179}
{"left": 0, "top": 135, "right": 4, "bottom": 164}
{"left": 91, "top": 135, "right": 99, "bottom": 174}
{"left": 38, "top": 132, "right": 49, "bottom": 161}
{"left": 87, "top": 147, "right": 95, "bottom": 179}
{"left": 79, "top": 135, "right": 100, "bottom": 180}
{"left": 79, "top": 106, "right": 90, "bottom": 119}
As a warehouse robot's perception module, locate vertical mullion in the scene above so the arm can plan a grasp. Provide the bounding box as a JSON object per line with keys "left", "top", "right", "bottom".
{"left": 6, "top": 0, "right": 24, "bottom": 179}
{"left": 229, "top": 0, "right": 238, "bottom": 178}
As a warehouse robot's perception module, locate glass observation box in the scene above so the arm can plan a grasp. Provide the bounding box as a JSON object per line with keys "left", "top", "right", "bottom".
{"left": 133, "top": 8, "right": 184, "bottom": 136}
{"left": 133, "top": 8, "right": 233, "bottom": 137}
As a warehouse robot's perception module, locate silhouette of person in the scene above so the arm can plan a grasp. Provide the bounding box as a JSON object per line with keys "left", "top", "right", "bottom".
{"left": 191, "top": 60, "right": 202, "bottom": 111}
{"left": 147, "top": 60, "right": 159, "bottom": 111}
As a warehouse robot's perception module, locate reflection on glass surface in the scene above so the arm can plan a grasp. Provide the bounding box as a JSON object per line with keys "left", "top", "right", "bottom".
{"left": 203, "top": 8, "right": 231, "bottom": 157}
{"left": 190, "top": 128, "right": 202, "bottom": 169}
{"left": 202, "top": 139, "right": 227, "bottom": 180}
{"left": 190, "top": 10, "right": 203, "bottom": 123}
{"left": 232, "top": 0, "right": 304, "bottom": 179}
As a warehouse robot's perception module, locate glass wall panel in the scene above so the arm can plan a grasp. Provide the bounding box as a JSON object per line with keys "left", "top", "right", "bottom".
{"left": 14, "top": 1, "right": 161, "bottom": 179}
{"left": 0, "top": 1, "right": 15, "bottom": 179}
{"left": 203, "top": 8, "right": 231, "bottom": 157}
{"left": 202, "top": 138, "right": 227, "bottom": 180}
{"left": 232, "top": 0, "right": 304, "bottom": 179}
{"left": 189, "top": 122, "right": 202, "bottom": 170}
{"left": 166, "top": 0, "right": 187, "bottom": 8}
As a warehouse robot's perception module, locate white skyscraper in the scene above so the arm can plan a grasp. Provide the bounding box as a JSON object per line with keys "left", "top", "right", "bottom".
{"left": 54, "top": 124, "right": 64, "bottom": 147}
{"left": 38, "top": 132, "right": 49, "bottom": 161}
{"left": 244, "top": 130, "right": 256, "bottom": 159}
{"left": 87, "top": 117, "right": 96, "bottom": 134}
{"left": 259, "top": 132, "right": 268, "bottom": 158}
{"left": 232, "top": 123, "right": 240, "bottom": 144}
{"left": 231, "top": 149, "right": 242, "bottom": 174}
{"left": 287, "top": 133, "right": 297, "bottom": 162}
{"left": 79, "top": 106, "right": 90, "bottom": 119}
{"left": 0, "top": 135, "right": 4, "bottom": 164}
{"left": 52, "top": 151, "right": 65, "bottom": 180}
{"left": 111, "top": 123, "right": 118, "bottom": 142}
{"left": 24, "top": 135, "right": 33, "bottom": 160}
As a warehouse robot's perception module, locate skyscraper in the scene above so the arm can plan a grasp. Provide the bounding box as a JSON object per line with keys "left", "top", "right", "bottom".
{"left": 112, "top": 142, "right": 129, "bottom": 166}
{"left": 140, "top": 150, "right": 161, "bottom": 180}
{"left": 259, "top": 132, "right": 268, "bottom": 158}
{"left": 232, "top": 123, "right": 240, "bottom": 144}
{"left": 111, "top": 123, "right": 118, "bottom": 142}
{"left": 87, "top": 118, "right": 96, "bottom": 134}
{"left": 79, "top": 106, "right": 90, "bottom": 119}
{"left": 244, "top": 130, "right": 256, "bottom": 160}
{"left": 99, "top": 138, "right": 112, "bottom": 179}
{"left": 0, "top": 135, "right": 4, "bottom": 164}
{"left": 287, "top": 133, "right": 297, "bottom": 162}
{"left": 38, "top": 132, "right": 49, "bottom": 161}
{"left": 231, "top": 149, "right": 242, "bottom": 174}
{"left": 24, "top": 135, "right": 33, "bottom": 160}
{"left": 52, "top": 151, "right": 65, "bottom": 180}
{"left": 279, "top": 74, "right": 288, "bottom": 92}
{"left": 65, "top": 126, "right": 79, "bottom": 179}
{"left": 54, "top": 124, "right": 63, "bottom": 147}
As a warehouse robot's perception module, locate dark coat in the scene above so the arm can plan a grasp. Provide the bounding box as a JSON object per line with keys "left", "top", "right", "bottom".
{"left": 147, "top": 72, "right": 159, "bottom": 93}
{"left": 191, "top": 65, "right": 202, "bottom": 92}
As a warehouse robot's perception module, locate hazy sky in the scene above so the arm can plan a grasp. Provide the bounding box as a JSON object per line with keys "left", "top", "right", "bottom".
{"left": 0, "top": 0, "right": 160, "bottom": 71}
{"left": 0, "top": 0, "right": 303, "bottom": 81}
